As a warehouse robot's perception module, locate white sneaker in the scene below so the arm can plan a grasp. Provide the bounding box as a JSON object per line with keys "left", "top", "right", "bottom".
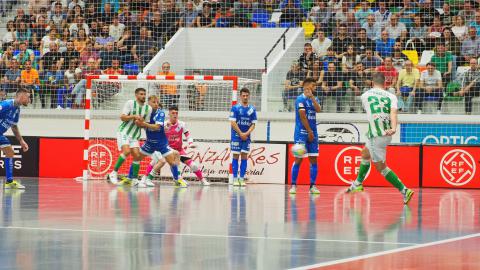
{"left": 56, "top": 105, "right": 63, "bottom": 110}
{"left": 133, "top": 179, "right": 146, "bottom": 188}
{"left": 108, "top": 171, "right": 118, "bottom": 185}
{"left": 417, "top": 110, "right": 422, "bottom": 114}
{"left": 143, "top": 176, "right": 155, "bottom": 187}
{"left": 201, "top": 179, "right": 211, "bottom": 186}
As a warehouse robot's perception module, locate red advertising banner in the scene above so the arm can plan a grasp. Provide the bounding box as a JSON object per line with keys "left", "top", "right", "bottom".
{"left": 422, "top": 146, "right": 480, "bottom": 188}
{"left": 287, "top": 144, "right": 420, "bottom": 187}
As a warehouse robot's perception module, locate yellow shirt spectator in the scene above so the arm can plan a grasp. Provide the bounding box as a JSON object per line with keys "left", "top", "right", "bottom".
{"left": 397, "top": 68, "right": 420, "bottom": 88}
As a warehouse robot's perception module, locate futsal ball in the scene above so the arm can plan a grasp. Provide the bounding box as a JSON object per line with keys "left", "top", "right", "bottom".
{"left": 291, "top": 144, "right": 306, "bottom": 158}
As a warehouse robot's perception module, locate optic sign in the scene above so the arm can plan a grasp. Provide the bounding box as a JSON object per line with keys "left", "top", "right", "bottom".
{"left": 400, "top": 123, "right": 480, "bottom": 145}
{"left": 440, "top": 149, "right": 476, "bottom": 186}
{"left": 334, "top": 146, "right": 371, "bottom": 184}
{"left": 88, "top": 144, "right": 113, "bottom": 175}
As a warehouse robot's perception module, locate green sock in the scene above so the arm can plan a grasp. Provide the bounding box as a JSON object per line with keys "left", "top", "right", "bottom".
{"left": 131, "top": 162, "right": 140, "bottom": 179}
{"left": 356, "top": 159, "right": 370, "bottom": 184}
{"left": 382, "top": 167, "right": 405, "bottom": 192}
{"left": 114, "top": 154, "right": 126, "bottom": 171}
{"left": 147, "top": 173, "right": 155, "bottom": 180}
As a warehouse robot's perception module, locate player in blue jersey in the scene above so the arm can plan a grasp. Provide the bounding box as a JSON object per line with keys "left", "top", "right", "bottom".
{"left": 289, "top": 77, "right": 322, "bottom": 195}
{"left": 0, "top": 89, "right": 31, "bottom": 189}
{"left": 127, "top": 95, "right": 186, "bottom": 188}
{"left": 229, "top": 87, "right": 257, "bottom": 186}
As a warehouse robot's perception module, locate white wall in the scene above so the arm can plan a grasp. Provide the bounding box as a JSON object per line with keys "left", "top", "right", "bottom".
{"left": 143, "top": 28, "right": 187, "bottom": 75}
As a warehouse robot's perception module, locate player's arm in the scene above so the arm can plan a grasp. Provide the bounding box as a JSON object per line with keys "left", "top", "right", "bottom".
{"left": 311, "top": 96, "right": 321, "bottom": 113}
{"left": 119, "top": 101, "right": 140, "bottom": 122}
{"left": 11, "top": 125, "right": 28, "bottom": 152}
{"left": 299, "top": 108, "right": 314, "bottom": 139}
{"left": 386, "top": 108, "right": 398, "bottom": 136}
{"left": 229, "top": 107, "right": 244, "bottom": 137}
{"left": 139, "top": 121, "right": 161, "bottom": 130}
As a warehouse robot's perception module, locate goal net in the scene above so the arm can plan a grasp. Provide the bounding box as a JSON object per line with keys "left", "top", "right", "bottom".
{"left": 83, "top": 75, "right": 261, "bottom": 181}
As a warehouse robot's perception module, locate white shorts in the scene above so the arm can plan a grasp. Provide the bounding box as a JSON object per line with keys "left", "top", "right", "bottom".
{"left": 151, "top": 151, "right": 164, "bottom": 163}
{"left": 116, "top": 132, "right": 140, "bottom": 150}
{"left": 365, "top": 136, "right": 392, "bottom": 163}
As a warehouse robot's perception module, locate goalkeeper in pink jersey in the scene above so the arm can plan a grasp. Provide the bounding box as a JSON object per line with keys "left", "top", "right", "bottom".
{"left": 142, "top": 105, "right": 211, "bottom": 186}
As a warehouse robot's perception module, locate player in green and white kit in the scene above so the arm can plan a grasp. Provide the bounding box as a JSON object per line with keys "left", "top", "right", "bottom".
{"left": 346, "top": 72, "right": 414, "bottom": 204}
{"left": 107, "top": 88, "right": 152, "bottom": 185}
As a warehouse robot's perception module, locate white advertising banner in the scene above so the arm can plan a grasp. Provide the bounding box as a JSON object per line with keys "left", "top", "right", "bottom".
{"left": 159, "top": 142, "right": 286, "bottom": 184}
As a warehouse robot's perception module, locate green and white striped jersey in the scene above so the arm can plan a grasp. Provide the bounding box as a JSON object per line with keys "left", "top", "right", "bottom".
{"left": 117, "top": 100, "right": 152, "bottom": 140}
{"left": 361, "top": 87, "right": 398, "bottom": 139}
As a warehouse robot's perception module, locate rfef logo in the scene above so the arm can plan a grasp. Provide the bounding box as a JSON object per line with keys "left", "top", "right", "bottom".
{"left": 88, "top": 144, "right": 113, "bottom": 175}
{"left": 335, "top": 146, "right": 371, "bottom": 184}
{"left": 440, "top": 149, "right": 476, "bottom": 186}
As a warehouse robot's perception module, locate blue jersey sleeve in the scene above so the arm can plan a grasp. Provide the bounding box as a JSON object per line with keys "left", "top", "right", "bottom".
{"left": 295, "top": 95, "right": 306, "bottom": 112}
{"left": 229, "top": 106, "right": 238, "bottom": 122}
{"left": 250, "top": 106, "right": 257, "bottom": 124}
{"left": 0, "top": 100, "right": 15, "bottom": 113}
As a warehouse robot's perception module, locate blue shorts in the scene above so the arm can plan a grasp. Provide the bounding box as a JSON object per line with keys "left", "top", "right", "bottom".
{"left": 230, "top": 139, "right": 250, "bottom": 154}
{"left": 0, "top": 135, "right": 10, "bottom": 148}
{"left": 140, "top": 141, "right": 173, "bottom": 157}
{"left": 294, "top": 133, "right": 319, "bottom": 157}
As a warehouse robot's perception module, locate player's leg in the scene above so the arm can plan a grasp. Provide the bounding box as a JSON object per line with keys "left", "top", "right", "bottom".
{"left": 128, "top": 145, "right": 142, "bottom": 180}
{"left": 164, "top": 149, "right": 187, "bottom": 187}
{"left": 346, "top": 146, "right": 371, "bottom": 193}
{"left": 1, "top": 137, "right": 24, "bottom": 189}
{"left": 307, "top": 141, "right": 320, "bottom": 194}
{"left": 142, "top": 151, "right": 164, "bottom": 187}
{"left": 230, "top": 140, "right": 241, "bottom": 186}
{"left": 289, "top": 156, "right": 304, "bottom": 194}
{"left": 108, "top": 133, "right": 132, "bottom": 184}
{"left": 371, "top": 137, "right": 414, "bottom": 204}
{"left": 238, "top": 150, "right": 248, "bottom": 187}
{"left": 181, "top": 156, "right": 210, "bottom": 186}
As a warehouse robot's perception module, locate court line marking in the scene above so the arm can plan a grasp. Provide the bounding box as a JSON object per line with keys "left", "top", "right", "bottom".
{"left": 288, "top": 232, "right": 480, "bottom": 270}
{"left": 0, "top": 226, "right": 416, "bottom": 246}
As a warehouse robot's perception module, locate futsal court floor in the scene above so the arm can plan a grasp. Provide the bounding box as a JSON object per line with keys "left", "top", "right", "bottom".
{"left": 0, "top": 178, "right": 479, "bottom": 270}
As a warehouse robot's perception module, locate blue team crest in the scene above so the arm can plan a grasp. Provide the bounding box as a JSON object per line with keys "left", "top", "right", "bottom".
{"left": 247, "top": 107, "right": 254, "bottom": 116}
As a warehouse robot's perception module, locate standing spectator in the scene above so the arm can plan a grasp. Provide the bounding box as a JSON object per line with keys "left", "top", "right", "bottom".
{"left": 355, "top": 1, "right": 373, "bottom": 26}
{"left": 456, "top": 58, "right": 480, "bottom": 114}
{"left": 355, "top": 28, "right": 375, "bottom": 57}
{"left": 415, "top": 62, "right": 443, "bottom": 114}
{"left": 341, "top": 45, "right": 360, "bottom": 72}
{"left": 376, "top": 31, "right": 395, "bottom": 58}
{"left": 1, "top": 59, "right": 21, "bottom": 98}
{"left": 430, "top": 43, "right": 453, "bottom": 83}
{"left": 396, "top": 60, "right": 420, "bottom": 111}
{"left": 319, "top": 62, "right": 344, "bottom": 112}
{"left": 157, "top": 62, "right": 179, "bottom": 107}
{"left": 461, "top": 26, "right": 480, "bottom": 64}
{"left": 311, "top": 30, "right": 331, "bottom": 58}
{"left": 362, "top": 14, "right": 381, "bottom": 40}
{"left": 283, "top": 61, "right": 305, "bottom": 112}
{"left": 374, "top": 1, "right": 391, "bottom": 28}
{"left": 376, "top": 57, "right": 398, "bottom": 93}
{"left": 385, "top": 14, "right": 407, "bottom": 40}
{"left": 361, "top": 48, "right": 382, "bottom": 73}
{"left": 332, "top": 24, "right": 352, "bottom": 59}
{"left": 99, "top": 42, "right": 119, "bottom": 70}
{"left": 40, "top": 28, "right": 59, "bottom": 56}
{"left": 451, "top": 16, "right": 467, "bottom": 40}
{"left": 195, "top": 2, "right": 215, "bottom": 28}
{"left": 95, "top": 25, "right": 115, "bottom": 51}
{"left": 2, "top": 21, "right": 16, "bottom": 49}
{"left": 109, "top": 17, "right": 125, "bottom": 42}
{"left": 458, "top": 1, "right": 475, "bottom": 25}
{"left": 20, "top": 60, "right": 40, "bottom": 103}
{"left": 131, "top": 26, "right": 155, "bottom": 66}
{"left": 443, "top": 28, "right": 461, "bottom": 56}
{"left": 348, "top": 62, "right": 371, "bottom": 112}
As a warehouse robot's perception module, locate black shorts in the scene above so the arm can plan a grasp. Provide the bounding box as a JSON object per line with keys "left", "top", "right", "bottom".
{"left": 180, "top": 156, "right": 191, "bottom": 164}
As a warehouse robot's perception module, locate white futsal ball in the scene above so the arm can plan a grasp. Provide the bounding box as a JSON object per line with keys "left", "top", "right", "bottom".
{"left": 291, "top": 144, "right": 306, "bottom": 158}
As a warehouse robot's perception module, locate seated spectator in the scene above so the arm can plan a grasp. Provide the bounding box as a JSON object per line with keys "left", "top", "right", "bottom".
{"left": 396, "top": 60, "right": 420, "bottom": 111}
{"left": 183, "top": 1, "right": 199, "bottom": 27}
{"left": 109, "top": 16, "right": 125, "bottom": 42}
{"left": 319, "top": 47, "right": 338, "bottom": 72}
{"left": 32, "top": 16, "right": 49, "bottom": 50}
{"left": 14, "top": 41, "right": 35, "bottom": 69}
{"left": 362, "top": 14, "right": 381, "bottom": 40}
{"left": 376, "top": 57, "right": 398, "bottom": 93}
{"left": 162, "top": 0, "right": 182, "bottom": 40}
{"left": 410, "top": 15, "right": 428, "bottom": 40}
{"left": 415, "top": 62, "right": 443, "bottom": 114}
{"left": 361, "top": 49, "right": 382, "bottom": 73}
{"left": 441, "top": 3, "right": 454, "bottom": 26}
{"left": 311, "top": 30, "right": 331, "bottom": 58}
{"left": 41, "top": 61, "right": 66, "bottom": 109}
{"left": 69, "top": 16, "right": 90, "bottom": 38}
{"left": 332, "top": 25, "right": 352, "bottom": 59}
{"left": 430, "top": 43, "right": 453, "bottom": 83}
{"left": 39, "top": 43, "right": 64, "bottom": 72}
{"left": 1, "top": 46, "right": 14, "bottom": 68}
{"left": 187, "top": 70, "right": 208, "bottom": 111}
{"left": 132, "top": 26, "right": 155, "bottom": 66}
{"left": 95, "top": 25, "right": 115, "bottom": 51}
{"left": 20, "top": 60, "right": 40, "bottom": 101}
{"left": 298, "top": 43, "right": 318, "bottom": 74}
{"left": 309, "top": 0, "right": 331, "bottom": 26}
{"left": 355, "top": 1, "right": 373, "bottom": 26}
{"left": 470, "top": 11, "right": 480, "bottom": 35}
{"left": 461, "top": 26, "right": 480, "bottom": 64}
{"left": 94, "top": 58, "right": 123, "bottom": 105}
{"left": 392, "top": 49, "right": 406, "bottom": 71}
{"left": 1, "top": 59, "right": 21, "bottom": 99}
{"left": 319, "top": 62, "right": 344, "bottom": 112}
{"left": 117, "top": 29, "right": 134, "bottom": 65}
{"left": 428, "top": 16, "right": 445, "bottom": 38}
{"left": 58, "top": 27, "right": 71, "bottom": 53}
{"left": 80, "top": 41, "right": 100, "bottom": 68}
{"left": 195, "top": 2, "right": 215, "bottom": 27}
{"left": 40, "top": 28, "right": 59, "bottom": 56}
{"left": 355, "top": 28, "right": 375, "bottom": 57}
{"left": 452, "top": 16, "right": 467, "bottom": 41}
{"left": 16, "top": 21, "right": 32, "bottom": 45}
{"left": 334, "top": 2, "right": 350, "bottom": 23}
{"left": 71, "top": 57, "right": 100, "bottom": 108}
{"left": 348, "top": 62, "right": 371, "bottom": 112}
{"left": 458, "top": 1, "right": 475, "bottom": 25}
{"left": 99, "top": 42, "right": 119, "bottom": 70}
{"left": 376, "top": 31, "right": 395, "bottom": 58}
{"left": 63, "top": 60, "right": 81, "bottom": 108}
{"left": 2, "top": 21, "right": 16, "bottom": 49}
{"left": 100, "top": 3, "right": 115, "bottom": 25}
{"left": 345, "top": 12, "right": 361, "bottom": 37}
{"left": 283, "top": 61, "right": 305, "bottom": 112}
{"left": 374, "top": 2, "right": 391, "bottom": 28}
{"left": 68, "top": 0, "right": 85, "bottom": 11}
{"left": 397, "top": 0, "right": 417, "bottom": 27}
{"left": 140, "top": 46, "right": 157, "bottom": 70}
{"left": 62, "top": 41, "right": 80, "bottom": 70}
{"left": 146, "top": 11, "right": 165, "bottom": 47}
{"left": 157, "top": 62, "right": 178, "bottom": 108}
{"left": 279, "top": 0, "right": 304, "bottom": 26}
{"left": 341, "top": 45, "right": 360, "bottom": 72}
{"left": 455, "top": 58, "right": 480, "bottom": 115}
{"left": 419, "top": 0, "right": 439, "bottom": 26}
{"left": 74, "top": 28, "right": 89, "bottom": 53}
{"left": 385, "top": 14, "right": 406, "bottom": 40}
{"left": 443, "top": 28, "right": 461, "bottom": 56}
{"left": 49, "top": 2, "right": 66, "bottom": 31}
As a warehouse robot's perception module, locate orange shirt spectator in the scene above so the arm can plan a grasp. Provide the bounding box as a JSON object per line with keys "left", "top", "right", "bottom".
{"left": 157, "top": 62, "right": 177, "bottom": 95}
{"left": 21, "top": 61, "right": 40, "bottom": 86}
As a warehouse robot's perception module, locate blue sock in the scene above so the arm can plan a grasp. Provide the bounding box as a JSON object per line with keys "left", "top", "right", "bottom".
{"left": 128, "top": 164, "right": 133, "bottom": 179}
{"left": 291, "top": 163, "right": 300, "bottom": 185}
{"left": 240, "top": 159, "right": 247, "bottom": 178}
{"left": 171, "top": 165, "right": 179, "bottom": 180}
{"left": 310, "top": 164, "right": 318, "bottom": 187}
{"left": 5, "top": 157, "right": 13, "bottom": 183}
{"left": 232, "top": 158, "right": 239, "bottom": 178}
